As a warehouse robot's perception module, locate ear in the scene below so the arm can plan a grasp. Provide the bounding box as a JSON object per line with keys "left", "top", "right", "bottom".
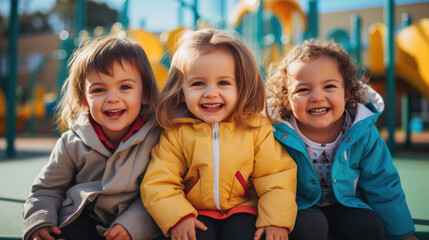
{"left": 141, "top": 96, "right": 148, "bottom": 105}
{"left": 179, "top": 92, "right": 186, "bottom": 103}
{"left": 344, "top": 91, "right": 351, "bottom": 102}
{"left": 81, "top": 95, "right": 89, "bottom": 108}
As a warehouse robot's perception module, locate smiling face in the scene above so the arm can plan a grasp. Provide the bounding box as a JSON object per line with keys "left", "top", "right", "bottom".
{"left": 85, "top": 60, "right": 145, "bottom": 144}
{"left": 287, "top": 56, "right": 347, "bottom": 142}
{"left": 182, "top": 49, "right": 238, "bottom": 124}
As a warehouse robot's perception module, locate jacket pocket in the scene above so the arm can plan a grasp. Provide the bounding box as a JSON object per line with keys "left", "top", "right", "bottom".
{"left": 184, "top": 168, "right": 201, "bottom": 195}
{"left": 353, "top": 175, "right": 360, "bottom": 196}
{"left": 184, "top": 168, "right": 205, "bottom": 209}
{"left": 229, "top": 170, "right": 250, "bottom": 205}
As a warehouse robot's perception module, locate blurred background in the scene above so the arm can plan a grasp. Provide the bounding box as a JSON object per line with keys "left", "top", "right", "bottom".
{"left": 0, "top": 0, "right": 428, "bottom": 153}
{"left": 0, "top": 0, "right": 428, "bottom": 238}
{"left": 0, "top": 0, "right": 429, "bottom": 155}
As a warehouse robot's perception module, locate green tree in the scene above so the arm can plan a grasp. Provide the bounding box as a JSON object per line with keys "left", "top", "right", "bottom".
{"left": 87, "top": 1, "right": 118, "bottom": 30}
{"left": 49, "top": 0, "right": 119, "bottom": 33}
{"left": 20, "top": 11, "right": 53, "bottom": 35}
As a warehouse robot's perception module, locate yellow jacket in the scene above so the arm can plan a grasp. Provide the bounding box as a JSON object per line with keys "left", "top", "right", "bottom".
{"left": 141, "top": 114, "right": 297, "bottom": 235}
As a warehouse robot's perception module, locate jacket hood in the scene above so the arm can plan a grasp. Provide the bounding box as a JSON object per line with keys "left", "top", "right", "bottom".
{"left": 267, "top": 84, "right": 384, "bottom": 126}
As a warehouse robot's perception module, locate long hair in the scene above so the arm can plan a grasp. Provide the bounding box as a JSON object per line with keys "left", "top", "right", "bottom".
{"left": 56, "top": 36, "right": 159, "bottom": 128}
{"left": 157, "top": 28, "right": 266, "bottom": 129}
{"left": 266, "top": 39, "right": 368, "bottom": 121}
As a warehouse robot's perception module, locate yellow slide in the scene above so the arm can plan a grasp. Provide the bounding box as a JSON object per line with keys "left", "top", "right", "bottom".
{"left": 396, "top": 18, "right": 429, "bottom": 99}
{"left": 0, "top": 86, "right": 46, "bottom": 135}
{"left": 369, "top": 18, "right": 429, "bottom": 99}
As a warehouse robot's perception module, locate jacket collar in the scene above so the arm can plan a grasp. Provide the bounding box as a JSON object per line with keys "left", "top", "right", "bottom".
{"left": 69, "top": 113, "right": 154, "bottom": 156}
{"left": 90, "top": 115, "right": 146, "bottom": 153}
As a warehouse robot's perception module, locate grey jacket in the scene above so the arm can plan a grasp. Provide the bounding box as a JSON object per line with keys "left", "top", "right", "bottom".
{"left": 22, "top": 114, "right": 162, "bottom": 240}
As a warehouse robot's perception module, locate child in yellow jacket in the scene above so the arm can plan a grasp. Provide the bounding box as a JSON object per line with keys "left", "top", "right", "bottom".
{"left": 141, "top": 28, "right": 297, "bottom": 240}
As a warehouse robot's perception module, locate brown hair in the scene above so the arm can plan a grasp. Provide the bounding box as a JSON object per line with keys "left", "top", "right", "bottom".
{"left": 266, "top": 39, "right": 368, "bottom": 121}
{"left": 156, "top": 28, "right": 266, "bottom": 129}
{"left": 56, "top": 36, "right": 159, "bottom": 128}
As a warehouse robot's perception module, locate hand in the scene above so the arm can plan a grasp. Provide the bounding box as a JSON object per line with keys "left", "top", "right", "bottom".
{"left": 104, "top": 224, "right": 131, "bottom": 240}
{"left": 170, "top": 217, "right": 207, "bottom": 240}
{"left": 254, "top": 226, "right": 289, "bottom": 240}
{"left": 403, "top": 235, "right": 418, "bottom": 240}
{"left": 30, "top": 226, "right": 63, "bottom": 240}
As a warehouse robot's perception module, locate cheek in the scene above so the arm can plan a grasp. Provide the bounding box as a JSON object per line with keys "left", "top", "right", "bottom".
{"left": 287, "top": 95, "right": 298, "bottom": 109}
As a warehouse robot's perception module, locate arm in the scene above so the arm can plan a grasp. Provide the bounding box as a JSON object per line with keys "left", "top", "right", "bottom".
{"left": 141, "top": 129, "right": 198, "bottom": 236}
{"left": 22, "top": 135, "right": 77, "bottom": 240}
{"left": 251, "top": 118, "right": 298, "bottom": 232}
{"left": 358, "top": 126, "right": 415, "bottom": 239}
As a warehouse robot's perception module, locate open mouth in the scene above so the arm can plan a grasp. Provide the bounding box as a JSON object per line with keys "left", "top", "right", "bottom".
{"left": 201, "top": 103, "right": 223, "bottom": 110}
{"left": 309, "top": 108, "right": 328, "bottom": 115}
{"left": 104, "top": 109, "right": 125, "bottom": 118}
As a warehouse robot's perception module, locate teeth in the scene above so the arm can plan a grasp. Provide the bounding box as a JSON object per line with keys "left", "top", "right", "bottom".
{"left": 203, "top": 104, "right": 221, "bottom": 108}
{"left": 105, "top": 109, "right": 124, "bottom": 118}
{"left": 310, "top": 108, "right": 327, "bottom": 114}
{"left": 107, "top": 109, "right": 122, "bottom": 113}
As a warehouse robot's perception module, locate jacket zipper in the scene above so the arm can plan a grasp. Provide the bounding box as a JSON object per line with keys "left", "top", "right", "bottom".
{"left": 212, "top": 123, "right": 221, "bottom": 210}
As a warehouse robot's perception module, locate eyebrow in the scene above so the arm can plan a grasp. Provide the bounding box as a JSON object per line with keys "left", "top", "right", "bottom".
{"left": 323, "top": 79, "right": 343, "bottom": 84}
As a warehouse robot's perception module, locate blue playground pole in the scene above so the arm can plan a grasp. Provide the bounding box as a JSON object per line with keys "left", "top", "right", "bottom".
{"left": 194, "top": 0, "right": 199, "bottom": 26}
{"left": 401, "top": 12, "right": 412, "bottom": 147}
{"left": 220, "top": 0, "right": 226, "bottom": 28}
{"left": 119, "top": 0, "right": 129, "bottom": 29}
{"left": 305, "top": 0, "right": 318, "bottom": 39}
{"left": 76, "top": 0, "right": 86, "bottom": 34}
{"left": 6, "top": 0, "right": 19, "bottom": 157}
{"left": 351, "top": 14, "right": 361, "bottom": 67}
{"left": 385, "top": 0, "right": 396, "bottom": 155}
{"left": 173, "top": 0, "right": 199, "bottom": 28}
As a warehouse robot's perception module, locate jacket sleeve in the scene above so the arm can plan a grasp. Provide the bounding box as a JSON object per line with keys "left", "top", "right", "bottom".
{"left": 358, "top": 126, "right": 415, "bottom": 240}
{"left": 251, "top": 117, "right": 298, "bottom": 232}
{"left": 112, "top": 198, "right": 162, "bottom": 240}
{"left": 22, "top": 135, "right": 76, "bottom": 240}
{"left": 140, "top": 129, "right": 197, "bottom": 236}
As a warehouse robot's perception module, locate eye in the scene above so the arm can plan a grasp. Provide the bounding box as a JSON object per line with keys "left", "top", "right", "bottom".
{"left": 90, "top": 88, "right": 105, "bottom": 93}
{"left": 120, "top": 84, "right": 132, "bottom": 90}
{"left": 296, "top": 88, "right": 309, "bottom": 93}
{"left": 218, "top": 80, "right": 231, "bottom": 86}
{"left": 325, "top": 84, "right": 337, "bottom": 89}
{"left": 191, "top": 81, "right": 204, "bottom": 87}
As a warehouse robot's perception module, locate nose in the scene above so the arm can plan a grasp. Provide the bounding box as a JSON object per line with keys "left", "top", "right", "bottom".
{"left": 203, "top": 85, "right": 219, "bottom": 98}
{"left": 310, "top": 89, "right": 325, "bottom": 102}
{"left": 106, "top": 91, "right": 120, "bottom": 103}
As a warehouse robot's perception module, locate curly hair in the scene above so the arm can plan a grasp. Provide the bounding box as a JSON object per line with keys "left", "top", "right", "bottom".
{"left": 156, "top": 28, "right": 265, "bottom": 129}
{"left": 266, "top": 39, "right": 368, "bottom": 121}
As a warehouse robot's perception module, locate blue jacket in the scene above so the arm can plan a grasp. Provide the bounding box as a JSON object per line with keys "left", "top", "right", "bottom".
{"left": 270, "top": 88, "right": 415, "bottom": 240}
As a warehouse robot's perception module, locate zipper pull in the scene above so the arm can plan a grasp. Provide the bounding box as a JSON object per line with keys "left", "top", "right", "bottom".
{"left": 212, "top": 123, "right": 219, "bottom": 140}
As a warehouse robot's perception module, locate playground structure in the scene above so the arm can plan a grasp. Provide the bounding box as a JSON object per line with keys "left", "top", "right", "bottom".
{"left": 2, "top": 0, "right": 429, "bottom": 157}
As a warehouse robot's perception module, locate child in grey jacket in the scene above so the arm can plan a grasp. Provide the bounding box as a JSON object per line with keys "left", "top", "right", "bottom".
{"left": 22, "top": 36, "right": 162, "bottom": 240}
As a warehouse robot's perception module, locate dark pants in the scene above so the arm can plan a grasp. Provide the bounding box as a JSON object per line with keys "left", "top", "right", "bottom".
{"left": 196, "top": 213, "right": 258, "bottom": 240}
{"left": 289, "top": 203, "right": 385, "bottom": 240}
{"left": 54, "top": 209, "right": 105, "bottom": 240}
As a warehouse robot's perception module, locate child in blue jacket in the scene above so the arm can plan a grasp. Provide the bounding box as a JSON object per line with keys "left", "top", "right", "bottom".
{"left": 266, "top": 39, "right": 416, "bottom": 240}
